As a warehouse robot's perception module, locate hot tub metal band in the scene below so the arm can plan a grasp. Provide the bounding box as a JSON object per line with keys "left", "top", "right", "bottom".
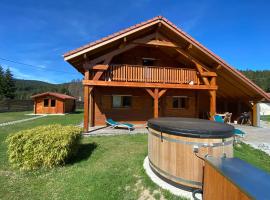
{"left": 148, "top": 158, "right": 202, "bottom": 187}
{"left": 149, "top": 130, "right": 234, "bottom": 148}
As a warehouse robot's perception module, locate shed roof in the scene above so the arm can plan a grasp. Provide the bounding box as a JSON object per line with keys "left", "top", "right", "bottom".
{"left": 31, "top": 92, "right": 76, "bottom": 100}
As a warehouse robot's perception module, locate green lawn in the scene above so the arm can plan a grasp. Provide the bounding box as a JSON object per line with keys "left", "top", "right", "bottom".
{"left": 0, "top": 111, "right": 32, "bottom": 123}
{"left": 261, "top": 115, "right": 270, "bottom": 122}
{"left": 0, "top": 111, "right": 270, "bottom": 200}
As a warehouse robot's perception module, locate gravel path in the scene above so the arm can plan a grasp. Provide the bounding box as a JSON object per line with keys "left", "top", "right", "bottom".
{"left": 0, "top": 115, "right": 46, "bottom": 127}
{"left": 82, "top": 124, "right": 148, "bottom": 136}
{"left": 234, "top": 124, "right": 270, "bottom": 155}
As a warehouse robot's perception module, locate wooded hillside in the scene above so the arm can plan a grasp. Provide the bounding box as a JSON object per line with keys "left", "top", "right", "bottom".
{"left": 12, "top": 70, "right": 270, "bottom": 100}
{"left": 15, "top": 79, "right": 83, "bottom": 100}
{"left": 240, "top": 70, "right": 270, "bottom": 92}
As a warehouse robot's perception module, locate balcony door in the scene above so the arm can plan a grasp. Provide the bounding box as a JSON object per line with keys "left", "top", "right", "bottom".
{"left": 142, "top": 58, "right": 156, "bottom": 82}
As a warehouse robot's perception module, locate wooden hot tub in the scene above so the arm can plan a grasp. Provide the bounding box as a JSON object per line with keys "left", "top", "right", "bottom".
{"left": 147, "top": 117, "right": 234, "bottom": 190}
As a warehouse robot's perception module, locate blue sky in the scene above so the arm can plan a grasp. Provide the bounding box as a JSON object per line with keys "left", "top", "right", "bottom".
{"left": 0, "top": 0, "right": 270, "bottom": 83}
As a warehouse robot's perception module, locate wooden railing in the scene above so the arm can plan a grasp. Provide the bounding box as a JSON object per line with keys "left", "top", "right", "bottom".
{"left": 102, "top": 64, "right": 200, "bottom": 84}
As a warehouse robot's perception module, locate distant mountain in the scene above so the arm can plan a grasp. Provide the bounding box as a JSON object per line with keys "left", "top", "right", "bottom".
{"left": 15, "top": 79, "right": 83, "bottom": 100}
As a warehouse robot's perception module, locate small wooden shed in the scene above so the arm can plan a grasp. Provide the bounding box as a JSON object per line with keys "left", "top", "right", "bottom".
{"left": 31, "top": 92, "right": 76, "bottom": 114}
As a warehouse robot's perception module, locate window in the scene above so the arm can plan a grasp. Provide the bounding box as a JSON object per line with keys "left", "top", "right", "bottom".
{"left": 112, "top": 95, "right": 132, "bottom": 108}
{"left": 172, "top": 96, "right": 188, "bottom": 109}
{"left": 142, "top": 58, "right": 155, "bottom": 66}
{"left": 44, "top": 99, "right": 49, "bottom": 107}
{"left": 51, "top": 99, "right": 56, "bottom": 107}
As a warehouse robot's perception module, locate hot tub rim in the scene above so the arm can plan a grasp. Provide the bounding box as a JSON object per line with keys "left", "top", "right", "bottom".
{"left": 147, "top": 117, "right": 234, "bottom": 139}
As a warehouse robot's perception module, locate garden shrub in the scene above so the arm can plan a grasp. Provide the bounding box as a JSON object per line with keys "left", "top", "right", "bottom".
{"left": 6, "top": 124, "right": 82, "bottom": 170}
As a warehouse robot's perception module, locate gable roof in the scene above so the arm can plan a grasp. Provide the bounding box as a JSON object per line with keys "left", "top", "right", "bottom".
{"left": 64, "top": 16, "right": 163, "bottom": 58}
{"left": 63, "top": 16, "right": 270, "bottom": 101}
{"left": 31, "top": 92, "right": 76, "bottom": 100}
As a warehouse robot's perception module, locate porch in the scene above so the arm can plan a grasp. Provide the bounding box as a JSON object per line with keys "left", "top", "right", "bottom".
{"left": 82, "top": 63, "right": 218, "bottom": 132}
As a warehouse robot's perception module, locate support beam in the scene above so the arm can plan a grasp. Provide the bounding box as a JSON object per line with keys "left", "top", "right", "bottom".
{"left": 209, "top": 90, "right": 216, "bottom": 120}
{"left": 252, "top": 102, "right": 260, "bottom": 127}
{"left": 83, "top": 70, "right": 90, "bottom": 132}
{"left": 210, "top": 76, "right": 216, "bottom": 86}
{"left": 93, "top": 70, "right": 105, "bottom": 81}
{"left": 84, "top": 85, "right": 90, "bottom": 132}
{"left": 145, "top": 88, "right": 167, "bottom": 118}
{"left": 154, "top": 88, "right": 159, "bottom": 118}
{"left": 195, "top": 63, "right": 210, "bottom": 85}
{"left": 83, "top": 80, "right": 218, "bottom": 90}
{"left": 145, "top": 88, "right": 155, "bottom": 98}
{"left": 89, "top": 88, "right": 94, "bottom": 127}
{"left": 89, "top": 33, "right": 157, "bottom": 66}
{"left": 158, "top": 89, "right": 167, "bottom": 98}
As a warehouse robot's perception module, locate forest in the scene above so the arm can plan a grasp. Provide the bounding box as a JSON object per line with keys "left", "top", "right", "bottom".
{"left": 240, "top": 70, "right": 270, "bottom": 92}
{"left": 0, "top": 66, "right": 269, "bottom": 101}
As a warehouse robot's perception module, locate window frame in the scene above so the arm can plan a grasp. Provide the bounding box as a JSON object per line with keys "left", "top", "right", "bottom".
{"left": 172, "top": 96, "right": 188, "bottom": 109}
{"left": 44, "top": 99, "right": 49, "bottom": 107}
{"left": 112, "top": 95, "right": 132, "bottom": 108}
{"left": 51, "top": 99, "right": 56, "bottom": 107}
{"left": 142, "top": 58, "right": 155, "bottom": 66}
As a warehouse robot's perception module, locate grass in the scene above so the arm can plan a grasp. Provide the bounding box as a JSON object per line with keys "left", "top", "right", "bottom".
{"left": 234, "top": 142, "right": 270, "bottom": 172}
{"left": 261, "top": 115, "right": 270, "bottom": 122}
{"left": 0, "top": 111, "right": 270, "bottom": 200}
{"left": 0, "top": 111, "right": 32, "bottom": 123}
{"left": 0, "top": 111, "right": 182, "bottom": 200}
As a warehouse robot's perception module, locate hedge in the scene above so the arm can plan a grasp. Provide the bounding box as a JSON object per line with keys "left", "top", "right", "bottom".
{"left": 6, "top": 124, "right": 82, "bottom": 170}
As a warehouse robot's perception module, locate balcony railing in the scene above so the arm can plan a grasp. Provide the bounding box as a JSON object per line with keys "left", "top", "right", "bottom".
{"left": 102, "top": 64, "right": 200, "bottom": 85}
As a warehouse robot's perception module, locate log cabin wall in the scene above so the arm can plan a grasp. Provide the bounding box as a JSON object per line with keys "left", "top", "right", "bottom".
{"left": 63, "top": 16, "right": 270, "bottom": 131}
{"left": 94, "top": 87, "right": 153, "bottom": 125}
{"left": 92, "top": 87, "right": 207, "bottom": 126}
{"left": 161, "top": 90, "right": 197, "bottom": 118}
{"left": 35, "top": 96, "right": 64, "bottom": 114}
{"left": 34, "top": 96, "right": 75, "bottom": 114}
{"left": 111, "top": 46, "right": 192, "bottom": 68}
{"left": 64, "top": 99, "right": 76, "bottom": 113}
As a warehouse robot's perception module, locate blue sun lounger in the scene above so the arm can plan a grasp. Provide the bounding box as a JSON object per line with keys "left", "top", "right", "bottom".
{"left": 214, "top": 115, "right": 245, "bottom": 137}
{"left": 106, "top": 118, "right": 134, "bottom": 132}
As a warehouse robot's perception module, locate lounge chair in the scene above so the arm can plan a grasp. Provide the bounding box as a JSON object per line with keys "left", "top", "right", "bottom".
{"left": 214, "top": 115, "right": 224, "bottom": 123}
{"left": 214, "top": 115, "right": 245, "bottom": 137}
{"left": 106, "top": 118, "right": 134, "bottom": 132}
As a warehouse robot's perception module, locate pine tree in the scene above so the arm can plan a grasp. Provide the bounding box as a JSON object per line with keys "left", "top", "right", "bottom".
{"left": 3, "top": 68, "right": 16, "bottom": 99}
{"left": 0, "top": 65, "right": 4, "bottom": 99}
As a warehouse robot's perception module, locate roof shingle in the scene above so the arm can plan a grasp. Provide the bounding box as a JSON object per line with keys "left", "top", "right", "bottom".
{"left": 31, "top": 92, "right": 76, "bottom": 100}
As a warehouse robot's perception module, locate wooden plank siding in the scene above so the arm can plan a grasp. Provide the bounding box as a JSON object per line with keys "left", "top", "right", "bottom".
{"left": 34, "top": 96, "right": 75, "bottom": 114}
{"left": 91, "top": 88, "right": 202, "bottom": 126}
{"left": 203, "top": 162, "right": 250, "bottom": 200}
{"left": 102, "top": 64, "right": 200, "bottom": 84}
{"left": 63, "top": 16, "right": 270, "bottom": 131}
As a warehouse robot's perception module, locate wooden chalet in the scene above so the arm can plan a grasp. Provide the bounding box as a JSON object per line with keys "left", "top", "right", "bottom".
{"left": 31, "top": 92, "right": 76, "bottom": 114}
{"left": 63, "top": 16, "right": 270, "bottom": 132}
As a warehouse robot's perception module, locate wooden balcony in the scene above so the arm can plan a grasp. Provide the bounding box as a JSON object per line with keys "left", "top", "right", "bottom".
{"left": 102, "top": 64, "right": 200, "bottom": 85}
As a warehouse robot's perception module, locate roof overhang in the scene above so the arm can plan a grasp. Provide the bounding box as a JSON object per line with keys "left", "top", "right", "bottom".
{"left": 63, "top": 16, "right": 270, "bottom": 102}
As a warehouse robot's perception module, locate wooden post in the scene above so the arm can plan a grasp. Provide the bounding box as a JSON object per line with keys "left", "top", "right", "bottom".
{"left": 89, "top": 88, "right": 94, "bottom": 127}
{"left": 154, "top": 88, "right": 159, "bottom": 118}
{"left": 209, "top": 90, "right": 216, "bottom": 120}
{"left": 145, "top": 88, "right": 167, "bottom": 118}
{"left": 252, "top": 102, "right": 260, "bottom": 127}
{"left": 83, "top": 70, "right": 90, "bottom": 132}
